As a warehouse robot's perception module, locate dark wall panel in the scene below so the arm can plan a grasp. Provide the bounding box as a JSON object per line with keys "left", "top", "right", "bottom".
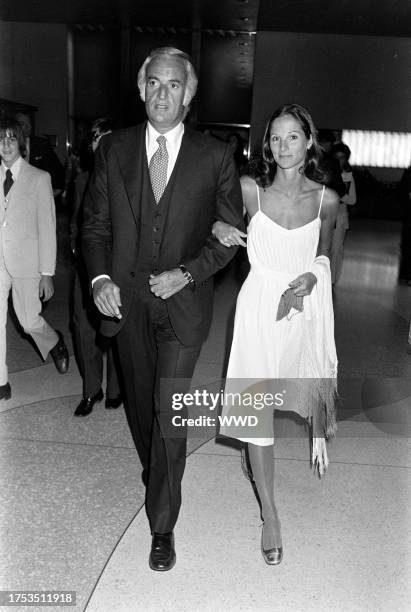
{"left": 74, "top": 29, "right": 121, "bottom": 122}
{"left": 198, "top": 34, "right": 253, "bottom": 125}
{"left": 251, "top": 31, "right": 411, "bottom": 150}
{"left": 0, "top": 21, "right": 67, "bottom": 161}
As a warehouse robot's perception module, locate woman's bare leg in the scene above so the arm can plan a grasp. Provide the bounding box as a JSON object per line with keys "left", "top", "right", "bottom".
{"left": 248, "top": 442, "right": 282, "bottom": 550}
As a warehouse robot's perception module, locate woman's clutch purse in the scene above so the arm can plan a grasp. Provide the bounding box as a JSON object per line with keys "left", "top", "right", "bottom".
{"left": 276, "top": 288, "right": 304, "bottom": 321}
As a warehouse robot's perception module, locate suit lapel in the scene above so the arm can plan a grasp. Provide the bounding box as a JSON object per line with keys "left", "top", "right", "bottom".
{"left": 113, "top": 124, "right": 145, "bottom": 225}
{"left": 165, "top": 128, "right": 205, "bottom": 228}
{"left": 6, "top": 159, "right": 32, "bottom": 209}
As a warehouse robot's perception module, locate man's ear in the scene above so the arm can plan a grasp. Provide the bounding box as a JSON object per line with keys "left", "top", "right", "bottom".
{"left": 183, "top": 89, "right": 192, "bottom": 107}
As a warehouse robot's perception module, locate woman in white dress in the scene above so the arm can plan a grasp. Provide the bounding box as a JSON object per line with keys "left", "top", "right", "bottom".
{"left": 213, "top": 104, "right": 339, "bottom": 565}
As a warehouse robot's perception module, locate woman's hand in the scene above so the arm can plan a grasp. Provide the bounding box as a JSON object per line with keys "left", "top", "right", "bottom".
{"left": 212, "top": 221, "right": 247, "bottom": 247}
{"left": 288, "top": 272, "right": 317, "bottom": 296}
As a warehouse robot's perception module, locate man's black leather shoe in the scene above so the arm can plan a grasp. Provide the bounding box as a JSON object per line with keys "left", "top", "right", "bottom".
{"left": 50, "top": 331, "right": 69, "bottom": 374}
{"left": 74, "top": 389, "right": 103, "bottom": 417}
{"left": 149, "top": 532, "right": 176, "bottom": 571}
{"left": 0, "top": 382, "right": 11, "bottom": 401}
{"left": 105, "top": 395, "right": 123, "bottom": 409}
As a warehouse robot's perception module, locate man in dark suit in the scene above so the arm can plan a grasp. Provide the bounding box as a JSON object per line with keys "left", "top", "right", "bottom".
{"left": 15, "top": 112, "right": 65, "bottom": 195}
{"left": 71, "top": 117, "right": 122, "bottom": 417}
{"left": 82, "top": 47, "right": 243, "bottom": 571}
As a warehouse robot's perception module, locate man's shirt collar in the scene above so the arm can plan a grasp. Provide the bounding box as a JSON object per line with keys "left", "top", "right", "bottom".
{"left": 1, "top": 156, "right": 23, "bottom": 179}
{"left": 146, "top": 122, "right": 184, "bottom": 150}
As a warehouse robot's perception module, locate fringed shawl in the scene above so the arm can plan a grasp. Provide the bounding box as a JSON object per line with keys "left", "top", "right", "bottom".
{"left": 297, "top": 255, "right": 338, "bottom": 476}
{"left": 302, "top": 255, "right": 338, "bottom": 439}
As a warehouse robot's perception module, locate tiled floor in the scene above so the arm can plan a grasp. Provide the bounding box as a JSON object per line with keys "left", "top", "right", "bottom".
{"left": 0, "top": 217, "right": 410, "bottom": 611}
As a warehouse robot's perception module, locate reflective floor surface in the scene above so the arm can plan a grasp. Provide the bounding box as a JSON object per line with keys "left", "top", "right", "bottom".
{"left": 0, "top": 217, "right": 410, "bottom": 611}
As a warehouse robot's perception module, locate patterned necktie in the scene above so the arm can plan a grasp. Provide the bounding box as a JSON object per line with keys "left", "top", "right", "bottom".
{"left": 149, "top": 135, "right": 168, "bottom": 204}
{"left": 3, "top": 169, "right": 13, "bottom": 197}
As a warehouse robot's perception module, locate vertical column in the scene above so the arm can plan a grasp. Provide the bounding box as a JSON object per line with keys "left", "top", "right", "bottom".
{"left": 66, "top": 27, "right": 75, "bottom": 154}
{"left": 190, "top": 29, "right": 201, "bottom": 126}
{"left": 119, "top": 13, "right": 131, "bottom": 125}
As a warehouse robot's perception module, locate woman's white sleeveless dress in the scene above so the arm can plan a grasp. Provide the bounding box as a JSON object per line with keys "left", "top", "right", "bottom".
{"left": 221, "top": 183, "right": 326, "bottom": 445}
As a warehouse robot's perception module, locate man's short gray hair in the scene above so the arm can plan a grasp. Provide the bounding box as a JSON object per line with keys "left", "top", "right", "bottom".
{"left": 137, "top": 47, "right": 198, "bottom": 108}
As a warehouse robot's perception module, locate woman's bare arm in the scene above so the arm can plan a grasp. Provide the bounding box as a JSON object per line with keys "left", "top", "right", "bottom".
{"left": 316, "top": 188, "right": 339, "bottom": 258}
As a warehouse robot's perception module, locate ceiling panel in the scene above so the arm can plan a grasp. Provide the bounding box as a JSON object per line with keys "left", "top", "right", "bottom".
{"left": 1, "top": 0, "right": 409, "bottom": 36}
{"left": 258, "top": 0, "right": 411, "bottom": 37}
{"left": 0, "top": 0, "right": 258, "bottom": 31}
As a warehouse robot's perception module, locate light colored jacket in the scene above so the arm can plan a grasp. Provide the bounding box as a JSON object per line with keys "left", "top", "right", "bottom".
{"left": 337, "top": 170, "right": 357, "bottom": 231}
{"left": 0, "top": 159, "right": 56, "bottom": 277}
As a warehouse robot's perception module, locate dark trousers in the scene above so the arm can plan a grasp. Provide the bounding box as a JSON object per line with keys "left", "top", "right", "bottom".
{"left": 116, "top": 290, "right": 201, "bottom": 533}
{"left": 72, "top": 267, "right": 121, "bottom": 398}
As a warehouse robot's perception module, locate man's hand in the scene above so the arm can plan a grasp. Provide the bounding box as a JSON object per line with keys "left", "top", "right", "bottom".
{"left": 288, "top": 272, "right": 317, "bottom": 297}
{"left": 93, "top": 278, "right": 122, "bottom": 318}
{"left": 39, "top": 275, "right": 54, "bottom": 301}
{"left": 212, "top": 221, "right": 247, "bottom": 247}
{"left": 149, "top": 268, "right": 187, "bottom": 299}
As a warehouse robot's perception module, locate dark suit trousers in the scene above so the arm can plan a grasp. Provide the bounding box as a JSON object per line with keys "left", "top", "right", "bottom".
{"left": 116, "top": 289, "right": 201, "bottom": 534}
{"left": 72, "top": 264, "right": 121, "bottom": 398}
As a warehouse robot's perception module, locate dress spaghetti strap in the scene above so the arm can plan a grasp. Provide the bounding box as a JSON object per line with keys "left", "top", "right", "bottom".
{"left": 318, "top": 185, "right": 326, "bottom": 218}
{"left": 256, "top": 182, "right": 261, "bottom": 211}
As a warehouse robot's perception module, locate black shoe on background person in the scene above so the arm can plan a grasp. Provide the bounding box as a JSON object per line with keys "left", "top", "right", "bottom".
{"left": 105, "top": 394, "right": 123, "bottom": 409}
{"left": 50, "top": 330, "right": 69, "bottom": 374}
{"left": 149, "top": 532, "right": 176, "bottom": 571}
{"left": 0, "top": 382, "right": 11, "bottom": 401}
{"left": 74, "top": 388, "right": 104, "bottom": 417}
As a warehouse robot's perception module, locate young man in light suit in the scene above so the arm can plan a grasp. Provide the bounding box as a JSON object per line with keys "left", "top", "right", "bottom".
{"left": 0, "top": 117, "right": 69, "bottom": 401}
{"left": 82, "top": 47, "right": 244, "bottom": 571}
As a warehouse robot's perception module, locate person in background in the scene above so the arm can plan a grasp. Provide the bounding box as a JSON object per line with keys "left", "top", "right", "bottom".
{"left": 226, "top": 133, "right": 250, "bottom": 282}
{"left": 0, "top": 117, "right": 69, "bottom": 401}
{"left": 398, "top": 166, "right": 411, "bottom": 285}
{"left": 330, "top": 142, "right": 357, "bottom": 284}
{"left": 317, "top": 129, "right": 346, "bottom": 198}
{"left": 227, "top": 132, "right": 248, "bottom": 176}
{"left": 398, "top": 166, "right": 411, "bottom": 354}
{"left": 71, "top": 117, "right": 122, "bottom": 417}
{"left": 15, "top": 112, "right": 65, "bottom": 197}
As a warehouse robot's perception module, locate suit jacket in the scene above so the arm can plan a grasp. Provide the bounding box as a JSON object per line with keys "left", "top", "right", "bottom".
{"left": 70, "top": 170, "right": 90, "bottom": 249}
{"left": 82, "top": 123, "right": 244, "bottom": 343}
{"left": 0, "top": 160, "right": 56, "bottom": 278}
{"left": 28, "top": 136, "right": 65, "bottom": 191}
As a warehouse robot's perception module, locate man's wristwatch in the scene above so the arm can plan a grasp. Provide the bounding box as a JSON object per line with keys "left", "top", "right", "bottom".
{"left": 179, "top": 265, "right": 195, "bottom": 289}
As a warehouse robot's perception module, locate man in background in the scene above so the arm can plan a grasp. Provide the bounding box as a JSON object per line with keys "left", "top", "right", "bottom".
{"left": 318, "top": 129, "right": 346, "bottom": 198}
{"left": 0, "top": 117, "right": 69, "bottom": 401}
{"left": 71, "top": 117, "right": 122, "bottom": 417}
